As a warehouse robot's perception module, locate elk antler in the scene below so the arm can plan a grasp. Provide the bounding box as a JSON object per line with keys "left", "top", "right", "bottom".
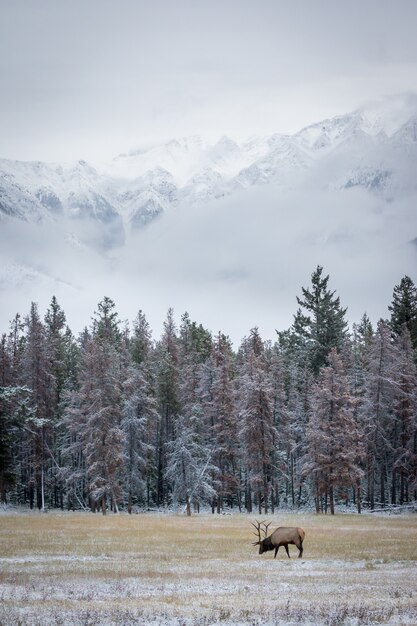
{"left": 262, "top": 521, "right": 271, "bottom": 538}
{"left": 251, "top": 519, "right": 266, "bottom": 545}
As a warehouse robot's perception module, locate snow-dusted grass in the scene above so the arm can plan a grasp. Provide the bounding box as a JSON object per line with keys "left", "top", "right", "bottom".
{"left": 0, "top": 511, "right": 416, "bottom": 625}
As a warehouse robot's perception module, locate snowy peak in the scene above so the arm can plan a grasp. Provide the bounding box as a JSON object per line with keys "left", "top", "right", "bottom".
{"left": 357, "top": 93, "right": 417, "bottom": 137}
{"left": 110, "top": 136, "right": 208, "bottom": 185}
{"left": 2, "top": 94, "right": 417, "bottom": 243}
{"left": 390, "top": 115, "right": 417, "bottom": 145}
{"left": 295, "top": 111, "right": 361, "bottom": 152}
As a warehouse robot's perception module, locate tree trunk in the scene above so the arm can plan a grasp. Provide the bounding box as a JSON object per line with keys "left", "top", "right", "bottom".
{"left": 380, "top": 465, "right": 385, "bottom": 507}
{"left": 41, "top": 465, "right": 45, "bottom": 511}
{"left": 400, "top": 470, "right": 405, "bottom": 505}
{"left": 0, "top": 475, "right": 6, "bottom": 504}
{"left": 391, "top": 468, "right": 397, "bottom": 505}
{"left": 368, "top": 456, "right": 375, "bottom": 510}
{"left": 314, "top": 478, "right": 320, "bottom": 514}
{"left": 329, "top": 485, "right": 335, "bottom": 515}
{"left": 356, "top": 479, "right": 362, "bottom": 514}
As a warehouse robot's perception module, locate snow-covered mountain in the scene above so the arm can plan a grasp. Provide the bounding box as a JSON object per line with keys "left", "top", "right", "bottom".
{"left": 1, "top": 95, "right": 417, "bottom": 248}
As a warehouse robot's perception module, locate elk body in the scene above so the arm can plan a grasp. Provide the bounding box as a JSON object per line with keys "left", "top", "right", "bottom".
{"left": 252, "top": 520, "right": 305, "bottom": 559}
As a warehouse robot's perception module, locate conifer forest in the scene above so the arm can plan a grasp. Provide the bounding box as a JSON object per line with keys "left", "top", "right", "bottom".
{"left": 1, "top": 266, "right": 416, "bottom": 516}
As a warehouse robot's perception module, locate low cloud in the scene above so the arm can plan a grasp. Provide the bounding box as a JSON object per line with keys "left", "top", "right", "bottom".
{"left": 1, "top": 184, "right": 416, "bottom": 343}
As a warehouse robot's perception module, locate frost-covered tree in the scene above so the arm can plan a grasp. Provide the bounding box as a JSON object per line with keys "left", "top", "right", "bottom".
{"left": 265, "top": 344, "right": 294, "bottom": 509}
{"left": 165, "top": 415, "right": 216, "bottom": 515}
{"left": 274, "top": 328, "right": 313, "bottom": 507}
{"left": 6, "top": 314, "right": 25, "bottom": 381}
{"left": 153, "top": 308, "right": 180, "bottom": 505}
{"left": 391, "top": 328, "right": 417, "bottom": 503}
{"left": 0, "top": 385, "right": 32, "bottom": 503}
{"left": 19, "top": 302, "right": 56, "bottom": 509}
{"left": 350, "top": 314, "right": 374, "bottom": 396}
{"left": 303, "top": 349, "right": 363, "bottom": 514}
{"left": 70, "top": 338, "right": 124, "bottom": 513}
{"left": 131, "top": 309, "right": 153, "bottom": 367}
{"left": 64, "top": 299, "right": 125, "bottom": 514}
{"left": 42, "top": 296, "right": 73, "bottom": 508}
{"left": 122, "top": 364, "right": 158, "bottom": 512}
{"left": 238, "top": 329, "right": 277, "bottom": 513}
{"left": 178, "top": 312, "right": 211, "bottom": 419}
{"left": 199, "top": 333, "right": 239, "bottom": 512}
{"left": 44, "top": 297, "right": 67, "bottom": 408}
{"left": 360, "top": 320, "right": 399, "bottom": 509}
{"left": 92, "top": 296, "right": 122, "bottom": 344}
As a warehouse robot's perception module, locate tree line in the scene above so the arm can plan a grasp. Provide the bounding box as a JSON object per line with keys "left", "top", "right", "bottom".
{"left": 1, "top": 266, "right": 416, "bottom": 515}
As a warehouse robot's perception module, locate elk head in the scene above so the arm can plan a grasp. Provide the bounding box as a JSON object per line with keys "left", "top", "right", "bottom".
{"left": 251, "top": 519, "right": 272, "bottom": 554}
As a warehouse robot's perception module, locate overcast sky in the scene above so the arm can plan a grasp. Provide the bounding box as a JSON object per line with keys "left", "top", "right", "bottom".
{"left": 2, "top": 0, "right": 417, "bottom": 161}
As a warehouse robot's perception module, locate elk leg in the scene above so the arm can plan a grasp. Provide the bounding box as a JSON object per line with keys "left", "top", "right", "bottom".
{"left": 284, "top": 544, "right": 290, "bottom": 558}
{"left": 274, "top": 546, "right": 279, "bottom": 558}
{"left": 298, "top": 543, "right": 303, "bottom": 558}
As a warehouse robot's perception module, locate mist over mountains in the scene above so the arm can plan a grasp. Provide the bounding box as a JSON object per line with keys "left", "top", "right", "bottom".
{"left": 1, "top": 94, "right": 417, "bottom": 340}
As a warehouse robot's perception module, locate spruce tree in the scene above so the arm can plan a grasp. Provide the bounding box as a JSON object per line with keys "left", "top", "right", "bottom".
{"left": 131, "top": 310, "right": 152, "bottom": 366}
{"left": 360, "top": 320, "right": 398, "bottom": 509}
{"left": 64, "top": 299, "right": 125, "bottom": 514}
{"left": 389, "top": 276, "right": 417, "bottom": 352}
{"left": 391, "top": 328, "right": 417, "bottom": 503}
{"left": 153, "top": 308, "right": 180, "bottom": 505}
{"left": 238, "top": 329, "right": 277, "bottom": 514}
{"left": 20, "top": 303, "right": 55, "bottom": 510}
{"left": 122, "top": 364, "right": 158, "bottom": 512}
{"left": 293, "top": 265, "right": 348, "bottom": 374}
{"left": 303, "top": 349, "right": 363, "bottom": 514}
{"left": 199, "top": 332, "right": 239, "bottom": 512}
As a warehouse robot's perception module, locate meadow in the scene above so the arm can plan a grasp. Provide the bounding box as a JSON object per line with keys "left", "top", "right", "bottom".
{"left": 0, "top": 510, "right": 416, "bottom": 625}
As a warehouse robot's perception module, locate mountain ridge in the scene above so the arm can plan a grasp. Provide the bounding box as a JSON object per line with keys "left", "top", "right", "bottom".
{"left": 1, "top": 95, "right": 417, "bottom": 248}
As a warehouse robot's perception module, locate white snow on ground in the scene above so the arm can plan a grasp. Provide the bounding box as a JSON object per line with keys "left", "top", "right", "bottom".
{"left": 0, "top": 510, "right": 416, "bottom": 625}
{"left": 0, "top": 554, "right": 416, "bottom": 625}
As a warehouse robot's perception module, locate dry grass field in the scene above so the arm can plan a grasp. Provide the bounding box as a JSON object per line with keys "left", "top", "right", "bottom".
{"left": 0, "top": 510, "right": 416, "bottom": 625}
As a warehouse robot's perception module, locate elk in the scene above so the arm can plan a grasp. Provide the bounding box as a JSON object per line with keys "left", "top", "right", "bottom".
{"left": 252, "top": 520, "right": 305, "bottom": 559}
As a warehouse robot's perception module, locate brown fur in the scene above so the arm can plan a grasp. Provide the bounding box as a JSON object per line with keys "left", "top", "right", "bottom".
{"left": 255, "top": 526, "right": 305, "bottom": 559}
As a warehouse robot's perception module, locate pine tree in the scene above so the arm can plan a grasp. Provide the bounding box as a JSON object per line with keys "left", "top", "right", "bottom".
{"left": 64, "top": 299, "right": 125, "bottom": 514}
{"left": 238, "top": 329, "right": 277, "bottom": 514}
{"left": 275, "top": 330, "right": 313, "bottom": 506}
{"left": 92, "top": 296, "right": 121, "bottom": 344}
{"left": 43, "top": 296, "right": 70, "bottom": 508}
{"left": 303, "top": 349, "right": 363, "bottom": 514}
{"left": 266, "top": 344, "right": 293, "bottom": 510}
{"left": 0, "top": 385, "right": 31, "bottom": 503}
{"left": 165, "top": 415, "right": 216, "bottom": 515}
{"left": 350, "top": 314, "right": 374, "bottom": 396}
{"left": 7, "top": 314, "right": 25, "bottom": 381}
{"left": 360, "top": 320, "right": 398, "bottom": 509}
{"left": 294, "top": 266, "right": 348, "bottom": 374}
{"left": 131, "top": 310, "right": 153, "bottom": 366}
{"left": 391, "top": 328, "right": 417, "bottom": 503}
{"left": 178, "top": 313, "right": 203, "bottom": 420}
{"left": 199, "top": 332, "right": 239, "bottom": 512}
{"left": 19, "top": 303, "right": 55, "bottom": 510}
{"left": 122, "top": 364, "right": 158, "bottom": 512}
{"left": 389, "top": 276, "right": 417, "bottom": 352}
{"left": 153, "top": 308, "right": 180, "bottom": 505}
